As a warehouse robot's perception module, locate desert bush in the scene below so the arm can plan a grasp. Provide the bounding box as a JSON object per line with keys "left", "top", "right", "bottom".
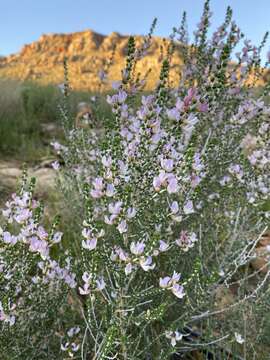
{"left": 0, "top": 169, "right": 79, "bottom": 359}
{"left": 1, "top": 1, "right": 270, "bottom": 359}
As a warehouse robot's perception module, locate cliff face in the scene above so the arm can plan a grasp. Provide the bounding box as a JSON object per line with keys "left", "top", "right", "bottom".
{"left": 0, "top": 30, "right": 183, "bottom": 91}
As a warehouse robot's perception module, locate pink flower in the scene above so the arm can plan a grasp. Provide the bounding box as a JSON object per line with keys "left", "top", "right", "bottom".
{"left": 79, "top": 283, "right": 90, "bottom": 295}
{"left": 153, "top": 171, "right": 167, "bottom": 192}
{"left": 106, "top": 183, "right": 116, "bottom": 197}
{"left": 175, "top": 231, "right": 197, "bottom": 251}
{"left": 29, "top": 236, "right": 49, "bottom": 258}
{"left": 37, "top": 226, "right": 48, "bottom": 240}
{"left": 198, "top": 102, "right": 208, "bottom": 112}
{"left": 90, "top": 189, "right": 103, "bottom": 199}
{"left": 61, "top": 342, "right": 69, "bottom": 351}
{"left": 159, "top": 240, "right": 169, "bottom": 252}
{"left": 15, "top": 208, "right": 32, "bottom": 224}
{"left": 102, "top": 156, "right": 112, "bottom": 168}
{"left": 167, "top": 176, "right": 179, "bottom": 194}
{"left": 159, "top": 272, "right": 185, "bottom": 299}
{"left": 3, "top": 232, "right": 17, "bottom": 245}
{"left": 113, "top": 246, "right": 129, "bottom": 262}
{"left": 104, "top": 214, "right": 117, "bottom": 225}
{"left": 159, "top": 276, "right": 171, "bottom": 288}
{"left": 140, "top": 256, "right": 155, "bottom": 271}
{"left": 71, "top": 343, "right": 80, "bottom": 352}
{"left": 67, "top": 326, "right": 80, "bottom": 337}
{"left": 108, "top": 201, "right": 122, "bottom": 215}
{"left": 79, "top": 272, "right": 91, "bottom": 295}
{"left": 93, "top": 177, "right": 104, "bottom": 191}
{"left": 161, "top": 158, "right": 174, "bottom": 172}
{"left": 183, "top": 200, "right": 194, "bottom": 215}
{"left": 167, "top": 108, "right": 180, "bottom": 121}
{"left": 51, "top": 141, "right": 62, "bottom": 152}
{"left": 171, "top": 271, "right": 181, "bottom": 283}
{"left": 171, "top": 283, "right": 185, "bottom": 298}
{"left": 130, "top": 241, "right": 145, "bottom": 255}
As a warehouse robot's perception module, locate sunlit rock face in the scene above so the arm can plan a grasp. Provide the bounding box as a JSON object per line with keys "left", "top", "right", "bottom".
{"left": 0, "top": 29, "right": 184, "bottom": 91}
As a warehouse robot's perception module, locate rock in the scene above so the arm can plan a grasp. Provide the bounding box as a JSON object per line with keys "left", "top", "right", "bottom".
{"left": 0, "top": 29, "right": 184, "bottom": 91}
{"left": 0, "top": 160, "right": 57, "bottom": 198}
{"left": 251, "top": 232, "right": 270, "bottom": 273}
{"left": 0, "top": 161, "right": 22, "bottom": 188}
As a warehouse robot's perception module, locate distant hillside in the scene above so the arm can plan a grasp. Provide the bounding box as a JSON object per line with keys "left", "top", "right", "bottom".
{"left": 0, "top": 30, "right": 183, "bottom": 91}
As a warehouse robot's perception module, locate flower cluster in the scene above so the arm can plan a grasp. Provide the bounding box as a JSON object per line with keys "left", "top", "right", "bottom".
{"left": 0, "top": 177, "right": 77, "bottom": 358}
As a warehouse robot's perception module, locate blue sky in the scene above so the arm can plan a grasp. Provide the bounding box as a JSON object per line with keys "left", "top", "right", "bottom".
{"left": 0, "top": 0, "right": 269, "bottom": 60}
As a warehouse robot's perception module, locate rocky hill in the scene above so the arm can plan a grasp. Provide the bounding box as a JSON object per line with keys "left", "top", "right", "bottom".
{"left": 0, "top": 30, "right": 183, "bottom": 91}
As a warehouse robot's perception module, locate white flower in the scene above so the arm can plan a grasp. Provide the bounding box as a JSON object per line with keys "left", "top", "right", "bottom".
{"left": 79, "top": 284, "right": 90, "bottom": 295}
{"left": 8, "top": 315, "right": 16, "bottom": 326}
{"left": 67, "top": 326, "right": 80, "bottom": 337}
{"left": 51, "top": 161, "right": 60, "bottom": 170}
{"left": 117, "top": 220, "right": 128, "bottom": 234}
{"left": 127, "top": 207, "right": 137, "bottom": 218}
{"left": 125, "top": 263, "right": 133, "bottom": 275}
{"left": 235, "top": 332, "right": 245, "bottom": 344}
{"left": 52, "top": 231, "right": 63, "bottom": 243}
{"left": 71, "top": 343, "right": 80, "bottom": 352}
{"left": 96, "top": 277, "right": 106, "bottom": 291}
{"left": 82, "top": 238, "right": 97, "bottom": 251}
{"left": 61, "top": 342, "right": 69, "bottom": 351}
{"left": 165, "top": 330, "right": 183, "bottom": 347}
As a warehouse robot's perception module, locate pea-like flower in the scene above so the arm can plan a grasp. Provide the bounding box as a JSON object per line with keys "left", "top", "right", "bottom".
{"left": 108, "top": 201, "right": 123, "bottom": 215}
{"left": 140, "top": 256, "right": 155, "bottom": 271}
{"left": 82, "top": 237, "right": 97, "bottom": 251}
{"left": 159, "top": 272, "right": 185, "bottom": 299}
{"left": 175, "top": 231, "right": 198, "bottom": 251}
{"left": 159, "top": 240, "right": 169, "bottom": 252}
{"left": 117, "top": 220, "right": 128, "bottom": 234}
{"left": 183, "top": 200, "right": 195, "bottom": 215}
{"left": 96, "top": 277, "right": 106, "bottom": 291}
{"left": 130, "top": 241, "right": 145, "bottom": 256}
{"left": 165, "top": 330, "right": 183, "bottom": 347}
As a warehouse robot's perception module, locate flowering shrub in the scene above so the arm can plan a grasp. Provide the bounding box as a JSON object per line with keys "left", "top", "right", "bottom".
{"left": 1, "top": 1, "right": 270, "bottom": 359}
{"left": 0, "top": 170, "right": 79, "bottom": 359}
{"left": 53, "top": 2, "right": 270, "bottom": 358}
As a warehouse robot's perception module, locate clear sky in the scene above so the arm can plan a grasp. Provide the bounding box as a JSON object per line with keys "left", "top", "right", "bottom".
{"left": 0, "top": 0, "right": 269, "bottom": 60}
